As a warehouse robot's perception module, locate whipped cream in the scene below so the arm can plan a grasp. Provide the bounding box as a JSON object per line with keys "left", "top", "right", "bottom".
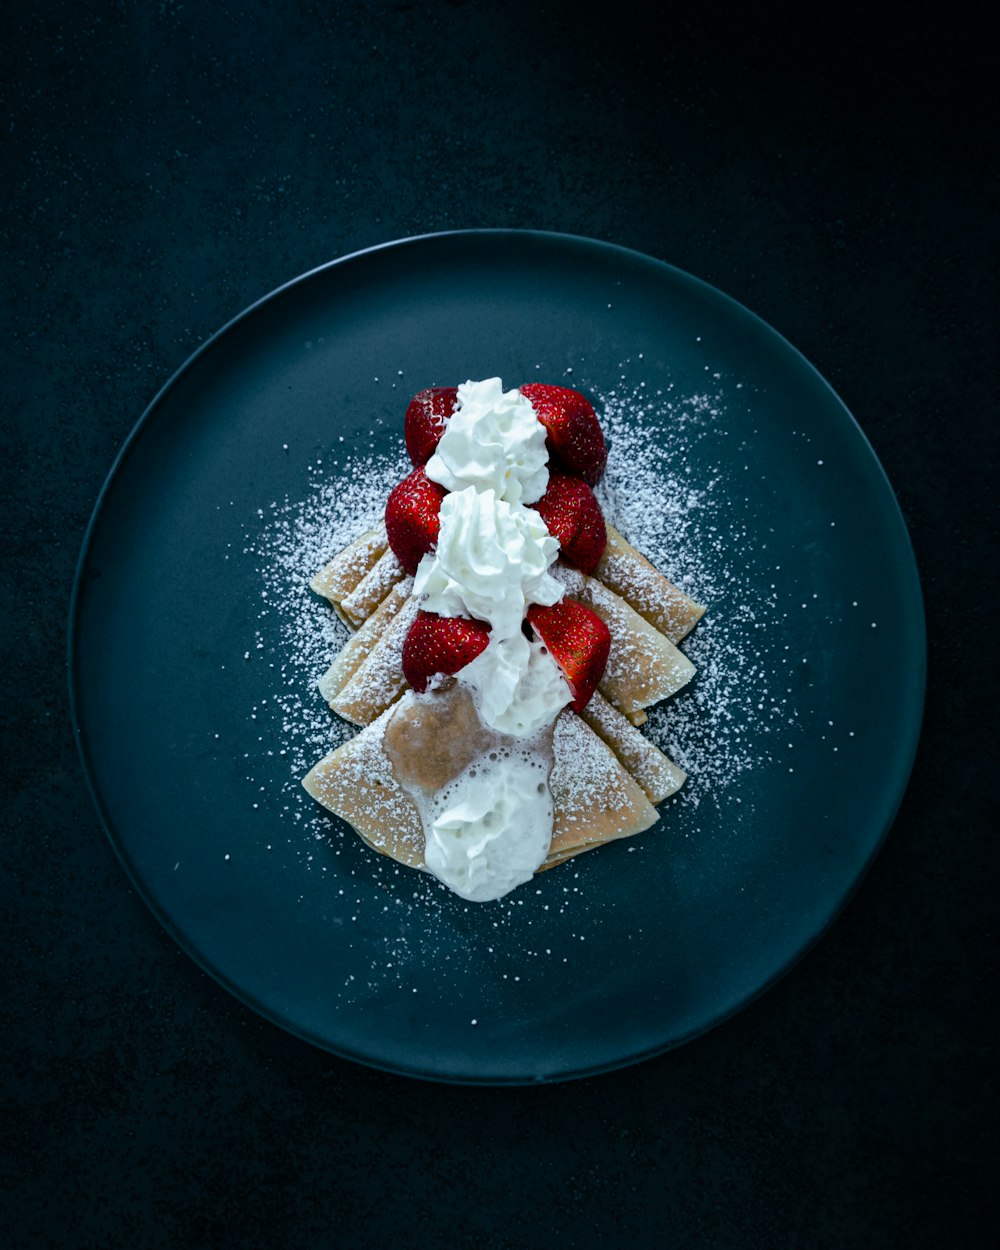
{"left": 422, "top": 742, "right": 554, "bottom": 903}
{"left": 461, "top": 634, "right": 571, "bottom": 737}
{"left": 425, "top": 377, "right": 549, "bottom": 505}
{"left": 413, "top": 485, "right": 562, "bottom": 638}
{"left": 407, "top": 376, "right": 575, "bottom": 901}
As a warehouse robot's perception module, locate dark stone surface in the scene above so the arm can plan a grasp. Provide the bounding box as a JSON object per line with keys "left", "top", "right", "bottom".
{"left": 2, "top": 2, "right": 995, "bottom": 1246}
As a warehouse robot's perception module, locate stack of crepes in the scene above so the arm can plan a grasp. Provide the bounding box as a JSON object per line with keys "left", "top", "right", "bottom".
{"left": 303, "top": 506, "right": 704, "bottom": 873}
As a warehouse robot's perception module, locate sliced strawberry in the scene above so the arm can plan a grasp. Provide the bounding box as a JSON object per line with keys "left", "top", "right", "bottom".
{"left": 404, "top": 386, "right": 458, "bottom": 466}
{"left": 531, "top": 472, "right": 607, "bottom": 573}
{"left": 526, "top": 598, "right": 610, "bottom": 713}
{"left": 520, "top": 383, "right": 608, "bottom": 486}
{"left": 402, "top": 611, "right": 491, "bottom": 693}
{"left": 384, "top": 467, "right": 447, "bottom": 574}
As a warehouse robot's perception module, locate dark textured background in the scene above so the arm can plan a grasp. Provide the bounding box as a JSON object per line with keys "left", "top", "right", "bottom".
{"left": 2, "top": 1, "right": 996, "bottom": 1246}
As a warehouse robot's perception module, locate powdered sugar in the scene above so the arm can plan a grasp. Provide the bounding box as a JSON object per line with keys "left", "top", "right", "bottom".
{"left": 594, "top": 375, "right": 791, "bottom": 809}
{"left": 244, "top": 447, "right": 411, "bottom": 783}
{"left": 243, "top": 367, "right": 795, "bottom": 931}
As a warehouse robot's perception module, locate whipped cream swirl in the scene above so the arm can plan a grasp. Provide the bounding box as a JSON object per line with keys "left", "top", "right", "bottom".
{"left": 413, "top": 483, "right": 570, "bottom": 735}
{"left": 423, "top": 744, "right": 554, "bottom": 903}
{"left": 408, "top": 375, "right": 575, "bottom": 900}
{"left": 413, "top": 485, "right": 562, "bottom": 637}
{"left": 425, "top": 377, "right": 549, "bottom": 505}
{"left": 461, "top": 634, "right": 570, "bottom": 736}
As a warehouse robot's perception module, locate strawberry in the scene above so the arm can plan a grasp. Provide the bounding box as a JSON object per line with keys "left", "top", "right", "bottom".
{"left": 404, "top": 386, "right": 458, "bottom": 466}
{"left": 520, "top": 383, "right": 608, "bottom": 486}
{"left": 402, "top": 610, "right": 491, "bottom": 693}
{"left": 384, "top": 467, "right": 447, "bottom": 574}
{"left": 531, "top": 472, "right": 607, "bottom": 573}
{"left": 526, "top": 598, "right": 610, "bottom": 713}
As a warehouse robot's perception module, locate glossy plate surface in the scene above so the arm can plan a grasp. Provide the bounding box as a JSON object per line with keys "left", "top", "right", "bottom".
{"left": 70, "top": 231, "right": 924, "bottom": 1083}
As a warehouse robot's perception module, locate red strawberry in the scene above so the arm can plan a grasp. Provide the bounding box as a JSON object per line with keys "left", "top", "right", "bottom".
{"left": 384, "top": 467, "right": 447, "bottom": 574}
{"left": 402, "top": 611, "right": 491, "bottom": 693}
{"left": 526, "top": 598, "right": 610, "bottom": 713}
{"left": 520, "top": 383, "right": 608, "bottom": 486}
{"left": 531, "top": 472, "right": 607, "bottom": 573}
{"left": 404, "top": 386, "right": 458, "bottom": 466}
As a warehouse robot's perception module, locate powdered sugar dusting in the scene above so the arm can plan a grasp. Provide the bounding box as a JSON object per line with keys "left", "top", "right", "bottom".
{"left": 594, "top": 374, "right": 790, "bottom": 809}
{"left": 243, "top": 366, "right": 796, "bottom": 948}
{"left": 244, "top": 447, "right": 410, "bottom": 790}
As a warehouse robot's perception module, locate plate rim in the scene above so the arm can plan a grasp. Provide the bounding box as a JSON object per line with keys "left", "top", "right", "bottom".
{"left": 67, "top": 228, "right": 927, "bottom": 1084}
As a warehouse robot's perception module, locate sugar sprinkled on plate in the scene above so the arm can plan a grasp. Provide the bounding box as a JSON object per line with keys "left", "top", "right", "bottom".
{"left": 240, "top": 367, "right": 797, "bottom": 988}
{"left": 594, "top": 374, "right": 788, "bottom": 807}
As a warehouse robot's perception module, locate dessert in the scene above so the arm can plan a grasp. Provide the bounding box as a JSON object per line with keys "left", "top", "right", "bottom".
{"left": 302, "top": 377, "right": 705, "bottom": 901}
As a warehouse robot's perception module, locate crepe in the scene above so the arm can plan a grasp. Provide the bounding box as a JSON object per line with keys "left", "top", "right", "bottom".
{"left": 303, "top": 704, "right": 425, "bottom": 869}
{"left": 302, "top": 700, "right": 659, "bottom": 876}
{"left": 552, "top": 566, "right": 696, "bottom": 725}
{"left": 318, "top": 577, "right": 413, "bottom": 705}
{"left": 311, "top": 518, "right": 705, "bottom": 643}
{"left": 579, "top": 691, "right": 685, "bottom": 804}
{"left": 310, "top": 523, "right": 387, "bottom": 601}
{"left": 338, "top": 548, "right": 407, "bottom": 626}
{"left": 305, "top": 513, "right": 700, "bottom": 881}
{"left": 543, "top": 711, "right": 659, "bottom": 867}
{"left": 324, "top": 594, "right": 418, "bottom": 726}
{"left": 595, "top": 522, "right": 704, "bottom": 644}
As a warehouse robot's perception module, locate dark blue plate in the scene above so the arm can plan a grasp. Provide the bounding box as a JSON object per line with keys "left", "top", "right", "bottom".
{"left": 69, "top": 231, "right": 925, "bottom": 1083}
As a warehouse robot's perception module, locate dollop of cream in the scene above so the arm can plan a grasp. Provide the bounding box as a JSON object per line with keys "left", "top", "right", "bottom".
{"left": 423, "top": 745, "right": 554, "bottom": 902}
{"left": 425, "top": 377, "right": 549, "bottom": 505}
{"left": 404, "top": 376, "right": 577, "bottom": 899}
{"left": 413, "top": 485, "right": 562, "bottom": 639}
{"left": 461, "top": 635, "right": 571, "bottom": 737}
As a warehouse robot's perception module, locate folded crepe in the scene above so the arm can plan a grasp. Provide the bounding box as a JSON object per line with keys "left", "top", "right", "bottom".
{"left": 551, "top": 566, "right": 695, "bottom": 725}
{"left": 596, "top": 522, "right": 704, "bottom": 643}
{"left": 311, "top": 518, "right": 705, "bottom": 641}
{"left": 314, "top": 562, "right": 694, "bottom": 730}
{"left": 302, "top": 699, "right": 660, "bottom": 875}
{"left": 318, "top": 577, "right": 413, "bottom": 703}
{"left": 304, "top": 516, "right": 701, "bottom": 878}
{"left": 324, "top": 594, "right": 418, "bottom": 726}
{"left": 580, "top": 691, "right": 686, "bottom": 804}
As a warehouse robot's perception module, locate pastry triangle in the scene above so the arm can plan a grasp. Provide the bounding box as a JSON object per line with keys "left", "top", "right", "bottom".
{"left": 580, "top": 691, "right": 685, "bottom": 804}
{"left": 318, "top": 577, "right": 413, "bottom": 704}
{"left": 553, "top": 565, "right": 695, "bottom": 725}
{"left": 303, "top": 701, "right": 659, "bottom": 877}
{"left": 326, "top": 595, "right": 418, "bottom": 725}
{"left": 303, "top": 706, "right": 425, "bottom": 868}
{"left": 310, "top": 524, "right": 388, "bottom": 606}
{"left": 596, "top": 522, "right": 705, "bottom": 643}
{"left": 339, "top": 547, "right": 407, "bottom": 626}
{"left": 543, "top": 712, "right": 659, "bottom": 866}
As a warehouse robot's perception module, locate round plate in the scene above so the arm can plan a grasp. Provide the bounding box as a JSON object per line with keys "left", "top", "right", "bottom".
{"left": 70, "top": 231, "right": 925, "bottom": 1083}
